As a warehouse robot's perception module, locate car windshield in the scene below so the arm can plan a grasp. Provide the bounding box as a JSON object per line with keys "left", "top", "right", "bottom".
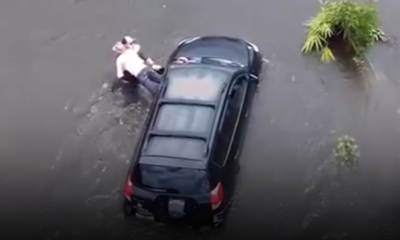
{"left": 135, "top": 164, "right": 210, "bottom": 194}
{"left": 164, "top": 66, "right": 230, "bottom": 101}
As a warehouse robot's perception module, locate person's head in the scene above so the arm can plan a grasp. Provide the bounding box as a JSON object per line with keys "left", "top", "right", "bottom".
{"left": 112, "top": 36, "right": 140, "bottom": 54}
{"left": 121, "top": 36, "right": 136, "bottom": 47}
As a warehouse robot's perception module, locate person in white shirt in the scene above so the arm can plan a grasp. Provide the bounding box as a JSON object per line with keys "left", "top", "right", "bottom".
{"left": 112, "top": 36, "right": 162, "bottom": 96}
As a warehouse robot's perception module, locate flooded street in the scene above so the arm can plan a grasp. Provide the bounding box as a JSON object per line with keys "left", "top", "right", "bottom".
{"left": 0, "top": 0, "right": 399, "bottom": 239}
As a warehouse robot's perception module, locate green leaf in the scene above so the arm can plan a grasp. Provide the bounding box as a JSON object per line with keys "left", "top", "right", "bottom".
{"left": 302, "top": 34, "right": 326, "bottom": 52}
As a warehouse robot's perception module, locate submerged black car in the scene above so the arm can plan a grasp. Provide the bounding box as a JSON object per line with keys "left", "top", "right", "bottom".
{"left": 123, "top": 36, "right": 263, "bottom": 227}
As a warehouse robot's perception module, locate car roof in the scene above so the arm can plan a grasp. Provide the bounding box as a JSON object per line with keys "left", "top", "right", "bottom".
{"left": 139, "top": 64, "right": 238, "bottom": 169}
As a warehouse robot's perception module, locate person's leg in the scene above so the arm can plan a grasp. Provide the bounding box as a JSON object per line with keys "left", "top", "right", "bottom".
{"left": 113, "top": 70, "right": 141, "bottom": 92}
{"left": 147, "top": 69, "right": 162, "bottom": 83}
{"left": 136, "top": 69, "right": 160, "bottom": 96}
{"left": 123, "top": 71, "right": 138, "bottom": 83}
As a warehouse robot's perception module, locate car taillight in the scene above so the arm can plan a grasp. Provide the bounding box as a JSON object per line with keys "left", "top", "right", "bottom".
{"left": 124, "top": 175, "right": 133, "bottom": 201}
{"left": 210, "top": 182, "right": 224, "bottom": 210}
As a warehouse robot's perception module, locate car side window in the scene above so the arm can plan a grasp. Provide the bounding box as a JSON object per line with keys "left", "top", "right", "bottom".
{"left": 212, "top": 76, "right": 246, "bottom": 167}
{"left": 230, "top": 76, "right": 247, "bottom": 109}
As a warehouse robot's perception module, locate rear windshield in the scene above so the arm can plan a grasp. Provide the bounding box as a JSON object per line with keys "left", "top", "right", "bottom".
{"left": 135, "top": 164, "right": 210, "bottom": 194}
{"left": 164, "top": 67, "right": 229, "bottom": 101}
{"left": 144, "top": 136, "right": 206, "bottom": 159}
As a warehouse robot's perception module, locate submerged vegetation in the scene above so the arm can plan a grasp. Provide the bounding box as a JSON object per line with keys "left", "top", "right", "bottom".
{"left": 334, "top": 135, "right": 360, "bottom": 166}
{"left": 302, "top": 0, "right": 388, "bottom": 65}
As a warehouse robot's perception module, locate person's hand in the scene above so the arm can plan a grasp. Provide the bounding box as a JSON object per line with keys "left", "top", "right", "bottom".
{"left": 112, "top": 42, "right": 126, "bottom": 53}
{"left": 145, "top": 58, "right": 155, "bottom": 65}
{"left": 176, "top": 57, "right": 189, "bottom": 63}
{"left": 152, "top": 64, "right": 163, "bottom": 70}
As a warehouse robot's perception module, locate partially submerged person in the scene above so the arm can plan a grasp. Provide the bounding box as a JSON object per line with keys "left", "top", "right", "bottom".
{"left": 112, "top": 36, "right": 163, "bottom": 96}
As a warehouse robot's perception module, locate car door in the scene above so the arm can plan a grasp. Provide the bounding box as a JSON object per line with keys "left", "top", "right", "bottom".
{"left": 214, "top": 76, "right": 244, "bottom": 167}
{"left": 210, "top": 96, "right": 234, "bottom": 207}
{"left": 226, "top": 74, "right": 249, "bottom": 162}
{"left": 211, "top": 75, "right": 248, "bottom": 205}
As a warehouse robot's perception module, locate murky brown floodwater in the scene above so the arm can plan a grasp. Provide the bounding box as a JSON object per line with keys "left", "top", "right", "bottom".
{"left": 0, "top": 0, "right": 399, "bottom": 239}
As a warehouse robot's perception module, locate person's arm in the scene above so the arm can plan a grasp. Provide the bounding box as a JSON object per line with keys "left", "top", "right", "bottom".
{"left": 138, "top": 51, "right": 155, "bottom": 66}
{"left": 116, "top": 55, "right": 124, "bottom": 79}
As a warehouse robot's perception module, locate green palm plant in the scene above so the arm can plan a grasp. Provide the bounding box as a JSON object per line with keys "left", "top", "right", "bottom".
{"left": 302, "top": 0, "right": 385, "bottom": 64}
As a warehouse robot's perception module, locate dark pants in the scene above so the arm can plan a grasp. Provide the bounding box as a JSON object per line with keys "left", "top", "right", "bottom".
{"left": 136, "top": 68, "right": 162, "bottom": 96}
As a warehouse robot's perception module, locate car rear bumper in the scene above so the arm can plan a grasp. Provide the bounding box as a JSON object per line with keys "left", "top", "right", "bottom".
{"left": 124, "top": 199, "right": 225, "bottom": 227}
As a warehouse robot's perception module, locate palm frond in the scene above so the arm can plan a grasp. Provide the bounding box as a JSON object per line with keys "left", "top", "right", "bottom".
{"left": 372, "top": 32, "right": 380, "bottom": 42}
{"left": 316, "top": 23, "right": 334, "bottom": 38}
{"left": 320, "top": 46, "right": 335, "bottom": 63}
{"left": 303, "top": 14, "right": 323, "bottom": 28}
{"left": 302, "top": 33, "right": 326, "bottom": 53}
